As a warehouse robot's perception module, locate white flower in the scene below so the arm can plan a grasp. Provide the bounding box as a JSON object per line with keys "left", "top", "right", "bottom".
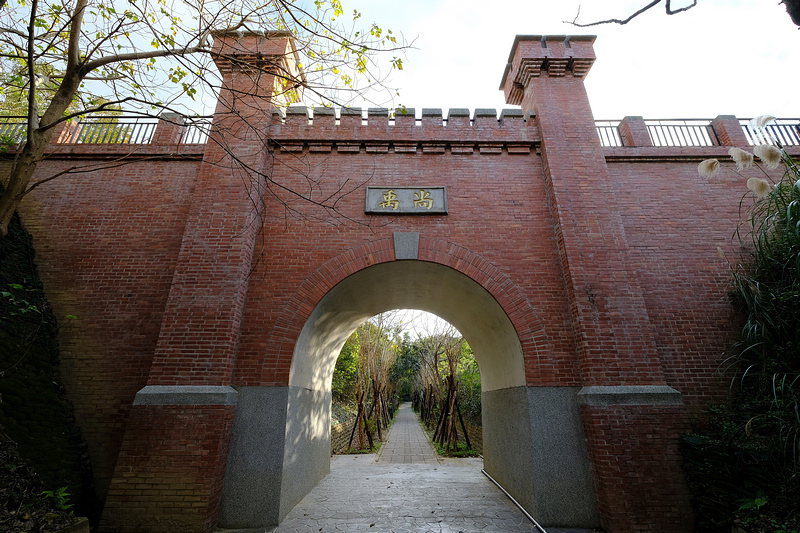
{"left": 753, "top": 144, "right": 783, "bottom": 170}
{"left": 747, "top": 177, "right": 771, "bottom": 199}
{"left": 728, "top": 147, "right": 754, "bottom": 171}
{"left": 749, "top": 115, "right": 776, "bottom": 129}
{"left": 698, "top": 159, "right": 720, "bottom": 177}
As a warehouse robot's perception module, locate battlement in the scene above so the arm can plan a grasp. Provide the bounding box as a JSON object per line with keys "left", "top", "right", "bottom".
{"left": 274, "top": 106, "right": 535, "bottom": 128}
{"left": 268, "top": 107, "right": 540, "bottom": 153}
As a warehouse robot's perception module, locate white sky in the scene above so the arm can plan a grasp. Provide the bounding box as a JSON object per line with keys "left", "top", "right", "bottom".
{"left": 354, "top": 1, "right": 798, "bottom": 335}
{"left": 347, "top": 0, "right": 798, "bottom": 120}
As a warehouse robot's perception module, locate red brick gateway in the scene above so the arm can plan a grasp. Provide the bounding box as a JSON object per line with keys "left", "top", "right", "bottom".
{"left": 11, "top": 32, "right": 796, "bottom": 532}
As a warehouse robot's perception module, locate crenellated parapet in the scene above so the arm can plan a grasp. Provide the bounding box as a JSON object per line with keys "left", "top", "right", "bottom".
{"left": 268, "top": 106, "right": 539, "bottom": 154}
{"left": 500, "top": 35, "right": 596, "bottom": 106}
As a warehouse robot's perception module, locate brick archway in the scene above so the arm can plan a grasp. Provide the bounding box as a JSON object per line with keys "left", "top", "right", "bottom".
{"left": 259, "top": 236, "right": 551, "bottom": 388}
{"left": 21, "top": 31, "right": 729, "bottom": 533}
{"left": 217, "top": 237, "right": 600, "bottom": 529}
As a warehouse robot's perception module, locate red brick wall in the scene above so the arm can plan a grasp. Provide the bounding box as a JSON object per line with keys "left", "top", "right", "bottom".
{"left": 100, "top": 404, "right": 234, "bottom": 533}
{"left": 13, "top": 115, "right": 778, "bottom": 532}
{"left": 8, "top": 33, "right": 794, "bottom": 533}
{"left": 17, "top": 147, "right": 201, "bottom": 501}
{"left": 581, "top": 403, "right": 694, "bottom": 532}
{"left": 605, "top": 152, "right": 756, "bottom": 416}
{"left": 235, "top": 118, "right": 579, "bottom": 386}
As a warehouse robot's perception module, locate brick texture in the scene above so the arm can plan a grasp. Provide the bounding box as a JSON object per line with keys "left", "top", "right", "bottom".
{"left": 6, "top": 32, "right": 793, "bottom": 533}
{"left": 581, "top": 404, "right": 694, "bottom": 532}
{"left": 99, "top": 404, "right": 234, "bottom": 533}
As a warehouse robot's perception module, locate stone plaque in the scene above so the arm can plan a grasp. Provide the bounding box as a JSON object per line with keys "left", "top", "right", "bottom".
{"left": 365, "top": 187, "right": 448, "bottom": 215}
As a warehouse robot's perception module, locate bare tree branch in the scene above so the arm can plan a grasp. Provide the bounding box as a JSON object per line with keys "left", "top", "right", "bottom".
{"left": 567, "top": 0, "right": 697, "bottom": 27}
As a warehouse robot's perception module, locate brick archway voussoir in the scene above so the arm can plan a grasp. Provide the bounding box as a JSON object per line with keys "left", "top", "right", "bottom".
{"left": 259, "top": 236, "right": 549, "bottom": 386}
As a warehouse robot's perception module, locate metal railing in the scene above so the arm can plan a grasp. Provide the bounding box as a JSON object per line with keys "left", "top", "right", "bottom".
{"left": 596, "top": 118, "right": 800, "bottom": 148}
{"left": 645, "top": 119, "right": 719, "bottom": 147}
{"left": 595, "top": 121, "right": 623, "bottom": 147}
{"left": 741, "top": 119, "right": 800, "bottom": 147}
{"left": 61, "top": 116, "right": 158, "bottom": 144}
{"left": 179, "top": 118, "right": 212, "bottom": 144}
{"left": 0, "top": 117, "right": 27, "bottom": 143}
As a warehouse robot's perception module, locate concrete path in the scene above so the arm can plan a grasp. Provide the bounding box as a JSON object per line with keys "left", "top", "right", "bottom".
{"left": 268, "top": 403, "right": 597, "bottom": 533}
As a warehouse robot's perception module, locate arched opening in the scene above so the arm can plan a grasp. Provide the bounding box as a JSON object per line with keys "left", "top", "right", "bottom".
{"left": 219, "top": 259, "right": 599, "bottom": 529}
{"left": 281, "top": 260, "right": 525, "bottom": 509}
{"left": 329, "top": 310, "right": 482, "bottom": 456}
{"left": 289, "top": 260, "right": 526, "bottom": 395}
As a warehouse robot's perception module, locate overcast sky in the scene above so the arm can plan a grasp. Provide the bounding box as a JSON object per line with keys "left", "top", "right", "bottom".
{"left": 346, "top": 0, "right": 798, "bottom": 120}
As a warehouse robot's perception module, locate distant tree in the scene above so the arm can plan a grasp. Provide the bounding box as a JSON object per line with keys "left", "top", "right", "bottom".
{"left": 333, "top": 312, "right": 403, "bottom": 450}
{"left": 0, "top": 0, "right": 408, "bottom": 238}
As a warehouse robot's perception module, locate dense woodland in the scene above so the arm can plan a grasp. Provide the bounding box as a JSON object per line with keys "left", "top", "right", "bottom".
{"left": 331, "top": 313, "right": 481, "bottom": 455}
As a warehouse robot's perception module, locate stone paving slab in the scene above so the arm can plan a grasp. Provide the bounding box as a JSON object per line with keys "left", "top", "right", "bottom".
{"left": 257, "top": 404, "right": 599, "bottom": 533}
{"left": 273, "top": 455, "right": 541, "bottom": 532}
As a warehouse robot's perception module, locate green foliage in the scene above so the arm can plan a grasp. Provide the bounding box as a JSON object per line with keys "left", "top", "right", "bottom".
{"left": 389, "top": 339, "right": 421, "bottom": 400}
{"left": 431, "top": 439, "right": 480, "bottom": 458}
{"left": 456, "top": 344, "right": 481, "bottom": 426}
{"left": 332, "top": 333, "right": 359, "bottom": 403}
{"left": 738, "top": 489, "right": 768, "bottom": 511}
{"left": 1, "top": 282, "right": 41, "bottom": 318}
{"left": 730, "top": 150, "right": 800, "bottom": 471}
{"left": 41, "top": 486, "right": 73, "bottom": 512}
{"left": 684, "top": 140, "right": 800, "bottom": 532}
{"left": 0, "top": 212, "right": 94, "bottom": 519}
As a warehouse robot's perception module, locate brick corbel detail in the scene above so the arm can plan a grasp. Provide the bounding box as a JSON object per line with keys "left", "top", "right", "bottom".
{"left": 503, "top": 35, "right": 596, "bottom": 106}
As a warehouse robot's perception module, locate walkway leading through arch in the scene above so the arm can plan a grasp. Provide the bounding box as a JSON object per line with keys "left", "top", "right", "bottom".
{"left": 265, "top": 403, "right": 597, "bottom": 533}
{"left": 375, "top": 403, "right": 439, "bottom": 465}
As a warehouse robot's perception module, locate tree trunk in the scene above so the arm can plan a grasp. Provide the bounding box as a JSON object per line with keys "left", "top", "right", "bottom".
{"left": 0, "top": 71, "right": 82, "bottom": 239}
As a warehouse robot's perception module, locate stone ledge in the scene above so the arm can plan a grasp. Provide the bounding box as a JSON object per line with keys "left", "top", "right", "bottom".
{"left": 133, "top": 385, "right": 239, "bottom": 406}
{"left": 577, "top": 385, "right": 683, "bottom": 406}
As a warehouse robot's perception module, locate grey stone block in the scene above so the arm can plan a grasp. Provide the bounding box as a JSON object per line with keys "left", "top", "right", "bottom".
{"left": 132, "top": 385, "right": 238, "bottom": 406}
{"left": 577, "top": 385, "right": 683, "bottom": 405}
{"left": 218, "top": 386, "right": 289, "bottom": 528}
{"left": 394, "top": 232, "right": 420, "bottom": 260}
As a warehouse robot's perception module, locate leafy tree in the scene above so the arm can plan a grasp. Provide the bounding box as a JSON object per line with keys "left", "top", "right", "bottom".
{"left": 332, "top": 312, "right": 403, "bottom": 450}
{"left": 0, "top": 0, "right": 408, "bottom": 238}
{"left": 455, "top": 343, "right": 481, "bottom": 426}
{"left": 399, "top": 320, "right": 480, "bottom": 455}
{"left": 389, "top": 337, "right": 421, "bottom": 400}
{"left": 332, "top": 333, "right": 359, "bottom": 403}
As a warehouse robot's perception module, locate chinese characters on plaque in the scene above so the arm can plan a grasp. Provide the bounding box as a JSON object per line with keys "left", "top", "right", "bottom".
{"left": 365, "top": 187, "right": 448, "bottom": 215}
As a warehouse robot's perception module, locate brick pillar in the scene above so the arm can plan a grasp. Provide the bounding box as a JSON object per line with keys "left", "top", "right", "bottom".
{"left": 151, "top": 112, "right": 185, "bottom": 145}
{"left": 101, "top": 31, "right": 303, "bottom": 533}
{"left": 502, "top": 35, "right": 692, "bottom": 532}
{"left": 618, "top": 116, "right": 653, "bottom": 147}
{"left": 50, "top": 119, "right": 79, "bottom": 143}
{"left": 711, "top": 115, "right": 749, "bottom": 147}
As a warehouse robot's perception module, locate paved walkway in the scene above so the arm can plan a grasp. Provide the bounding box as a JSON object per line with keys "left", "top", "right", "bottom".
{"left": 268, "top": 403, "right": 597, "bottom": 533}
{"left": 374, "top": 402, "right": 439, "bottom": 465}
